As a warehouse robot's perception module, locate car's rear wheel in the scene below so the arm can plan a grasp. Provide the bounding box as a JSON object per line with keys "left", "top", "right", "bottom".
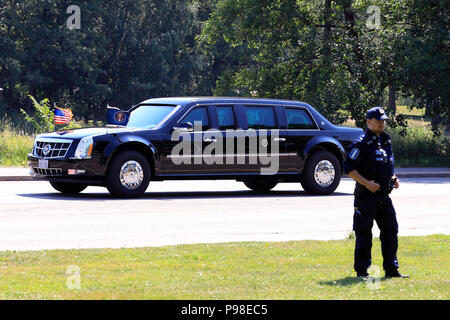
{"left": 105, "top": 151, "right": 151, "bottom": 198}
{"left": 300, "top": 150, "right": 341, "bottom": 195}
{"left": 50, "top": 182, "right": 87, "bottom": 194}
{"left": 243, "top": 178, "right": 278, "bottom": 193}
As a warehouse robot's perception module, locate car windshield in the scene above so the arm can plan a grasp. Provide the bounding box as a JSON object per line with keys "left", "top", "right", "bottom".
{"left": 126, "top": 104, "right": 176, "bottom": 128}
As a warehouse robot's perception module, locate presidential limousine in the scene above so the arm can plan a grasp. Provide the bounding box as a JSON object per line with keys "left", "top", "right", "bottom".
{"left": 28, "top": 97, "right": 363, "bottom": 197}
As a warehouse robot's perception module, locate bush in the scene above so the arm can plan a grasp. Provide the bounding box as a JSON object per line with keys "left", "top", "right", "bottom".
{"left": 20, "top": 96, "right": 55, "bottom": 134}
{"left": 0, "top": 119, "right": 35, "bottom": 166}
{"left": 20, "top": 95, "right": 84, "bottom": 134}
{"left": 387, "top": 125, "right": 450, "bottom": 167}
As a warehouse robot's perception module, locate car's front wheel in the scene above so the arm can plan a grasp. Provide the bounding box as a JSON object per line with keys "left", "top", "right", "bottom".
{"left": 50, "top": 182, "right": 87, "bottom": 194}
{"left": 243, "top": 178, "right": 278, "bottom": 193}
{"left": 105, "top": 151, "right": 151, "bottom": 198}
{"left": 300, "top": 150, "right": 341, "bottom": 195}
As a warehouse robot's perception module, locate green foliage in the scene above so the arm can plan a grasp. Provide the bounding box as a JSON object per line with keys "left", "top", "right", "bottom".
{"left": 0, "top": 0, "right": 205, "bottom": 121}
{"left": 387, "top": 125, "right": 450, "bottom": 167}
{"left": 0, "top": 0, "right": 448, "bottom": 139}
{"left": 20, "top": 95, "right": 84, "bottom": 134}
{"left": 387, "top": 114, "right": 408, "bottom": 137}
{"left": 399, "top": 0, "right": 449, "bottom": 137}
{"left": 200, "top": 0, "right": 448, "bottom": 131}
{"left": 20, "top": 96, "right": 55, "bottom": 134}
{"left": 0, "top": 119, "right": 34, "bottom": 166}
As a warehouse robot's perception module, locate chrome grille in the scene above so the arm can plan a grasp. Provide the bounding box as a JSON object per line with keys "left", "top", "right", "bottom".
{"left": 33, "top": 168, "right": 63, "bottom": 176}
{"left": 33, "top": 138, "right": 73, "bottom": 159}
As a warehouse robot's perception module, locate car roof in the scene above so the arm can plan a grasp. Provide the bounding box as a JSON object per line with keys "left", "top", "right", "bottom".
{"left": 139, "top": 96, "right": 311, "bottom": 107}
{"left": 137, "top": 96, "right": 341, "bottom": 130}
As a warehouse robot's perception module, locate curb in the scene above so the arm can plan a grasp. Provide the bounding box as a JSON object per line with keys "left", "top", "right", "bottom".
{"left": 394, "top": 173, "right": 450, "bottom": 178}
{"left": 342, "top": 173, "right": 450, "bottom": 179}
{"left": 0, "top": 176, "right": 46, "bottom": 182}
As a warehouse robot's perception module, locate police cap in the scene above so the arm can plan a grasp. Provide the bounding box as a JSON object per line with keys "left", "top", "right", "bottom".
{"left": 366, "top": 107, "right": 389, "bottom": 120}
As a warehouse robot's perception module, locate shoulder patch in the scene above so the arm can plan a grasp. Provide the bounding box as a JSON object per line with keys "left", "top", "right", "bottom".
{"left": 349, "top": 147, "right": 360, "bottom": 160}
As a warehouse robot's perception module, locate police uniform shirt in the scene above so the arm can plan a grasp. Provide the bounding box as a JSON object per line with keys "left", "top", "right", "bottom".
{"left": 343, "top": 129, "right": 395, "bottom": 192}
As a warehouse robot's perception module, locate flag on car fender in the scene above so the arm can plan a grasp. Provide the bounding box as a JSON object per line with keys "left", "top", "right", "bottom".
{"left": 107, "top": 105, "right": 129, "bottom": 126}
{"left": 53, "top": 106, "right": 73, "bottom": 125}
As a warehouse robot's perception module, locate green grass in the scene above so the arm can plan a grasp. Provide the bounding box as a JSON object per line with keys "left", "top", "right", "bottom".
{"left": 396, "top": 105, "right": 426, "bottom": 118}
{"left": 0, "top": 120, "right": 35, "bottom": 167}
{"left": 0, "top": 235, "right": 448, "bottom": 300}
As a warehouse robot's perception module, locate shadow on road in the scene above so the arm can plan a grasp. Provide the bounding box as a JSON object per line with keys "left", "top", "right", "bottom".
{"left": 18, "top": 190, "right": 353, "bottom": 201}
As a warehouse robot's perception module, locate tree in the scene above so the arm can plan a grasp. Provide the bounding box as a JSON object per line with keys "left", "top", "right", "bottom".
{"left": 0, "top": 0, "right": 202, "bottom": 123}
{"left": 398, "top": 0, "right": 449, "bottom": 137}
{"left": 200, "top": 0, "right": 415, "bottom": 128}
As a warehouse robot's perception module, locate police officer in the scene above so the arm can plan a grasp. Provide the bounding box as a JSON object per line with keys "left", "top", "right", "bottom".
{"left": 344, "top": 107, "right": 409, "bottom": 279}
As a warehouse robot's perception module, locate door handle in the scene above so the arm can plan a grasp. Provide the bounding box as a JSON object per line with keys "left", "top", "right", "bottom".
{"left": 273, "top": 137, "right": 286, "bottom": 142}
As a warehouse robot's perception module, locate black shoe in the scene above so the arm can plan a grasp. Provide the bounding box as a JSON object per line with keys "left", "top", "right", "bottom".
{"left": 385, "top": 270, "right": 409, "bottom": 278}
{"left": 356, "top": 272, "right": 369, "bottom": 278}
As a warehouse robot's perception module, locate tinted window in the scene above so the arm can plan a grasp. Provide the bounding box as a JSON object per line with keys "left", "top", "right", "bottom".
{"left": 245, "top": 106, "right": 277, "bottom": 129}
{"left": 285, "top": 108, "right": 316, "bottom": 129}
{"left": 216, "top": 106, "right": 235, "bottom": 130}
{"left": 181, "top": 107, "right": 209, "bottom": 130}
{"left": 127, "top": 105, "right": 175, "bottom": 128}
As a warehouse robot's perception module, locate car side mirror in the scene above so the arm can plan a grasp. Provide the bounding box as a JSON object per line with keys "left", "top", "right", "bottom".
{"left": 173, "top": 122, "right": 194, "bottom": 132}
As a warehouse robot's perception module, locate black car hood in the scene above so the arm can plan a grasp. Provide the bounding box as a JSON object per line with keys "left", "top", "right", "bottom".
{"left": 36, "top": 127, "right": 139, "bottom": 140}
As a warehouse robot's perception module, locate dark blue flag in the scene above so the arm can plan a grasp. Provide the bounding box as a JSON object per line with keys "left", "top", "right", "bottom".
{"left": 107, "top": 106, "right": 130, "bottom": 126}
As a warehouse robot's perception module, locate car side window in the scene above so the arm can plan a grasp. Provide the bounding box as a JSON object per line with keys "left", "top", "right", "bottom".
{"left": 245, "top": 106, "right": 277, "bottom": 129}
{"left": 216, "top": 106, "right": 235, "bottom": 130}
{"left": 181, "top": 107, "right": 209, "bottom": 131}
{"left": 285, "top": 108, "right": 316, "bottom": 129}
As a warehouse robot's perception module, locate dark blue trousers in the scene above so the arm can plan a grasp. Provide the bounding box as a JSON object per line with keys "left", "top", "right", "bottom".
{"left": 353, "top": 193, "right": 399, "bottom": 274}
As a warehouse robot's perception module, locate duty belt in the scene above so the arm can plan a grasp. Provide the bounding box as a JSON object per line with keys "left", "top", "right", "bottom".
{"left": 354, "top": 182, "right": 393, "bottom": 197}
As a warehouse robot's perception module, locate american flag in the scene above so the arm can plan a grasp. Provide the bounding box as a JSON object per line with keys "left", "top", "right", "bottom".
{"left": 53, "top": 106, "right": 73, "bottom": 125}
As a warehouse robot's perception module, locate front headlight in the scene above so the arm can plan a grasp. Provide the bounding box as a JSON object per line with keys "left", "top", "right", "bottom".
{"left": 74, "top": 137, "right": 93, "bottom": 159}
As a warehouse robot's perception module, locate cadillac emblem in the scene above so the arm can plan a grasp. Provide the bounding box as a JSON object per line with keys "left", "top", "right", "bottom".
{"left": 42, "top": 144, "right": 52, "bottom": 156}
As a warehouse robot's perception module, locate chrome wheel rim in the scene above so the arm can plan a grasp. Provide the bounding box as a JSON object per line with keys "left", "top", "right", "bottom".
{"left": 119, "top": 161, "right": 144, "bottom": 190}
{"left": 314, "top": 160, "right": 335, "bottom": 187}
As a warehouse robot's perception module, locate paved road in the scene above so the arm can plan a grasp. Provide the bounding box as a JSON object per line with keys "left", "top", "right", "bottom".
{"left": 0, "top": 178, "right": 449, "bottom": 251}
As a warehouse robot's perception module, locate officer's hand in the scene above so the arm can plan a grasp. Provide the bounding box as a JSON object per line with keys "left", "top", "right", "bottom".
{"left": 393, "top": 176, "right": 400, "bottom": 189}
{"left": 365, "top": 180, "right": 380, "bottom": 193}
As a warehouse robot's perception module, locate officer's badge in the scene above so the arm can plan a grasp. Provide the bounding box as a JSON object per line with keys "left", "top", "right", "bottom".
{"left": 349, "top": 148, "right": 360, "bottom": 160}
{"left": 375, "top": 149, "right": 388, "bottom": 162}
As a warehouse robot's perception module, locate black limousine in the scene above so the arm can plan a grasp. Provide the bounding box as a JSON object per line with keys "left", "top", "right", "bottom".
{"left": 28, "top": 97, "right": 363, "bottom": 197}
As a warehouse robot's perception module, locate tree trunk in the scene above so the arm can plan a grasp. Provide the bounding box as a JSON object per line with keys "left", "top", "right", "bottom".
{"left": 388, "top": 85, "right": 396, "bottom": 115}
{"left": 425, "top": 99, "right": 432, "bottom": 117}
{"left": 430, "top": 98, "right": 442, "bottom": 137}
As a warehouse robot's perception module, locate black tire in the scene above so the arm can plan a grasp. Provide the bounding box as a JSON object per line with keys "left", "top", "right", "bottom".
{"left": 243, "top": 178, "right": 278, "bottom": 193}
{"left": 105, "top": 151, "right": 151, "bottom": 198}
{"left": 50, "top": 182, "right": 87, "bottom": 194}
{"left": 300, "top": 150, "right": 341, "bottom": 195}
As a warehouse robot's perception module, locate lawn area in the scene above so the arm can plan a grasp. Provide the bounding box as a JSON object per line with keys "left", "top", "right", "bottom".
{"left": 396, "top": 105, "right": 426, "bottom": 118}
{"left": 0, "top": 235, "right": 448, "bottom": 300}
{"left": 0, "top": 121, "right": 34, "bottom": 167}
